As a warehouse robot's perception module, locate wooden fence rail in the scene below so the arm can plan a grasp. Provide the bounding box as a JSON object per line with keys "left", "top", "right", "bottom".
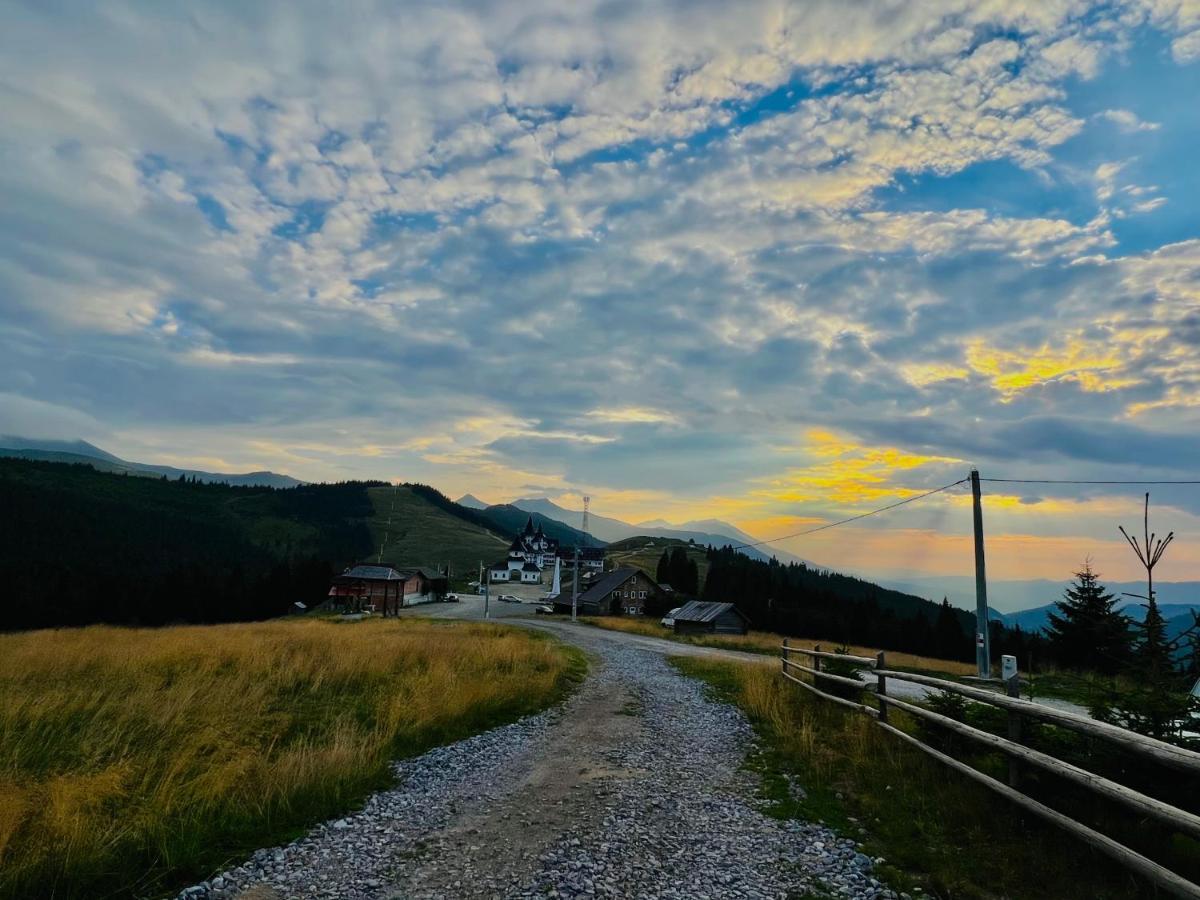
{"left": 779, "top": 639, "right": 1200, "bottom": 899}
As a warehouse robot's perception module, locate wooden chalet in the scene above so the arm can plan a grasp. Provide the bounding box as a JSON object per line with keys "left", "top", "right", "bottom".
{"left": 329, "top": 563, "right": 448, "bottom": 615}
{"left": 553, "top": 566, "right": 662, "bottom": 616}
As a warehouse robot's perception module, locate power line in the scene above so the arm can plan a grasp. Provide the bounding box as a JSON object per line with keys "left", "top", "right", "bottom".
{"left": 981, "top": 478, "right": 1200, "bottom": 485}
{"left": 729, "top": 478, "right": 970, "bottom": 551}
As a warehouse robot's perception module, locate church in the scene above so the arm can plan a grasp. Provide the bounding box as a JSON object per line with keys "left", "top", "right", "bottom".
{"left": 487, "top": 516, "right": 560, "bottom": 584}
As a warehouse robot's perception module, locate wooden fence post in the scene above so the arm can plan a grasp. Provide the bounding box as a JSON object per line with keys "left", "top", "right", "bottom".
{"left": 813, "top": 644, "right": 821, "bottom": 683}
{"left": 782, "top": 637, "right": 789, "bottom": 675}
{"left": 876, "top": 651, "right": 887, "bottom": 723}
{"left": 1007, "top": 674, "right": 1022, "bottom": 788}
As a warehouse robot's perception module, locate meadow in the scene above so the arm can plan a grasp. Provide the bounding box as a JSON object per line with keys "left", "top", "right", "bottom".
{"left": 580, "top": 616, "right": 975, "bottom": 676}
{"left": 0, "top": 618, "right": 584, "bottom": 899}
{"left": 675, "top": 656, "right": 1198, "bottom": 899}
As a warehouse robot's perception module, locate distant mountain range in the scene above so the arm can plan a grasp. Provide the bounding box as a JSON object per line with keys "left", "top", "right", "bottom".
{"left": 456, "top": 493, "right": 490, "bottom": 510}
{"left": 488, "top": 496, "right": 804, "bottom": 566}
{"left": 883, "top": 574, "right": 1200, "bottom": 617}
{"left": 0, "top": 437, "right": 304, "bottom": 489}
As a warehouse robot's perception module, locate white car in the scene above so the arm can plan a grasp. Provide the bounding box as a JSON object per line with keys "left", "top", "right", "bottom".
{"left": 661, "top": 607, "right": 683, "bottom": 628}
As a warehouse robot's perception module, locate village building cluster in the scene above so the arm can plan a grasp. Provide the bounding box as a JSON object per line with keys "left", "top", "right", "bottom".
{"left": 488, "top": 517, "right": 559, "bottom": 584}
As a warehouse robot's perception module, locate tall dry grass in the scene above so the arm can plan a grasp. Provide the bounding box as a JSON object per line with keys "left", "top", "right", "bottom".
{"left": 582, "top": 617, "right": 974, "bottom": 676}
{"left": 0, "top": 618, "right": 582, "bottom": 899}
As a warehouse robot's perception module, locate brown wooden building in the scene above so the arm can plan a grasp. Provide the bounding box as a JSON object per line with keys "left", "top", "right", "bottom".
{"left": 328, "top": 564, "right": 448, "bottom": 615}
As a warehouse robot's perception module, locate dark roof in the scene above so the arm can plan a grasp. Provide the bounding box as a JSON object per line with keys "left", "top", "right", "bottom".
{"left": 523, "top": 515, "right": 535, "bottom": 535}
{"left": 577, "top": 567, "right": 657, "bottom": 605}
{"left": 488, "top": 560, "right": 510, "bottom": 570}
{"left": 509, "top": 536, "right": 526, "bottom": 551}
{"left": 397, "top": 566, "right": 446, "bottom": 581}
{"left": 673, "top": 600, "right": 748, "bottom": 624}
{"left": 522, "top": 561, "right": 541, "bottom": 572}
{"left": 339, "top": 564, "right": 405, "bottom": 581}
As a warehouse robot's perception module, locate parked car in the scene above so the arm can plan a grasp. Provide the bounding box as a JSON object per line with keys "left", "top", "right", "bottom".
{"left": 443, "top": 593, "right": 459, "bottom": 603}
{"left": 535, "top": 604, "right": 554, "bottom": 615}
{"left": 498, "top": 594, "right": 520, "bottom": 603}
{"left": 660, "top": 606, "right": 683, "bottom": 628}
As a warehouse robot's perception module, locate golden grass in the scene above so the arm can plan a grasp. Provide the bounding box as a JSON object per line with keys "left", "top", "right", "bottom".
{"left": 0, "top": 618, "right": 582, "bottom": 899}
{"left": 581, "top": 617, "right": 974, "bottom": 676}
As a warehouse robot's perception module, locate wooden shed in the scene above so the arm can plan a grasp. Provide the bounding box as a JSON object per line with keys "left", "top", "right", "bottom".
{"left": 672, "top": 600, "right": 750, "bottom": 635}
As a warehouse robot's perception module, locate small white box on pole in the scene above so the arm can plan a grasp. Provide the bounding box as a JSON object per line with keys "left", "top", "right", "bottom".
{"left": 1001, "top": 654, "right": 1017, "bottom": 682}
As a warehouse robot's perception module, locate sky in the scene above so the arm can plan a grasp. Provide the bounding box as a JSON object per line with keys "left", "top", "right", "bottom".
{"left": 2, "top": 0, "right": 1200, "bottom": 588}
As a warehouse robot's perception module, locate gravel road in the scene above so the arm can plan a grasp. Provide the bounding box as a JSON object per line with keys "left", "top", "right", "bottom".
{"left": 178, "top": 624, "right": 900, "bottom": 900}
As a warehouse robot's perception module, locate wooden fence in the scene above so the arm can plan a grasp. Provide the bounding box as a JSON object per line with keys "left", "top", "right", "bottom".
{"left": 780, "top": 640, "right": 1200, "bottom": 899}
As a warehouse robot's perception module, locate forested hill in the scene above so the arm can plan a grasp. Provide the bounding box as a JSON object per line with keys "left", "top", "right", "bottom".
{"left": 0, "top": 458, "right": 377, "bottom": 630}
{"left": 702, "top": 546, "right": 1042, "bottom": 664}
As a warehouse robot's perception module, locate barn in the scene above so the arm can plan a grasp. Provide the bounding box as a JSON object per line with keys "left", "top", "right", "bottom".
{"left": 671, "top": 600, "right": 750, "bottom": 635}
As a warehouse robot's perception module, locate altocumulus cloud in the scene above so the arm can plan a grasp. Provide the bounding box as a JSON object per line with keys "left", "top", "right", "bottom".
{"left": 1, "top": 0, "right": 1200, "bottom": 560}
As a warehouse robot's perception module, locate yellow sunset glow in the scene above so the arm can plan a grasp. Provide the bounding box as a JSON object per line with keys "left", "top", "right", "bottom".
{"left": 965, "top": 338, "right": 1139, "bottom": 399}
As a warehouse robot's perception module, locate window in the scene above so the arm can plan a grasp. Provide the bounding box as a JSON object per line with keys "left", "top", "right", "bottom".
{"left": 612, "top": 591, "right": 620, "bottom": 599}
{"left": 639, "top": 591, "right": 646, "bottom": 599}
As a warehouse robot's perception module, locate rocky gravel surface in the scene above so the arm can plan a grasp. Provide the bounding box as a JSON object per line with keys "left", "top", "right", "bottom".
{"left": 177, "top": 632, "right": 902, "bottom": 900}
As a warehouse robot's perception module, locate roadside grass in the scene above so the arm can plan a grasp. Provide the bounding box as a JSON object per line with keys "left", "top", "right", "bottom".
{"left": 0, "top": 617, "right": 584, "bottom": 899}
{"left": 580, "top": 616, "right": 974, "bottom": 677}
{"left": 673, "top": 656, "right": 1192, "bottom": 900}
{"left": 365, "top": 485, "right": 507, "bottom": 587}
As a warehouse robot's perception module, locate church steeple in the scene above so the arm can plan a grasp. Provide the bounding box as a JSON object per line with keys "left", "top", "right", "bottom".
{"left": 524, "top": 515, "right": 535, "bottom": 536}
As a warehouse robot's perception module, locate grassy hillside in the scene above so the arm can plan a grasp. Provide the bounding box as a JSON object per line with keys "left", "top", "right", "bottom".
{"left": 606, "top": 536, "right": 710, "bottom": 590}
{"left": 0, "top": 618, "right": 584, "bottom": 899}
{"left": 366, "top": 485, "right": 508, "bottom": 583}
{"left": 0, "top": 458, "right": 375, "bottom": 629}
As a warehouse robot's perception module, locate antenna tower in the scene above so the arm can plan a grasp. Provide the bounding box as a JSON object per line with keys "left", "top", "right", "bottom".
{"left": 582, "top": 496, "right": 591, "bottom": 546}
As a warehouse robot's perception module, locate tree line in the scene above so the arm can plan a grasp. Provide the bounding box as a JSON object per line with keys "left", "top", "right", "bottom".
{"left": 0, "top": 459, "right": 377, "bottom": 630}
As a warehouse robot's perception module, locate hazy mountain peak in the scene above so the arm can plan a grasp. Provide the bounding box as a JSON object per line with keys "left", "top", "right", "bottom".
{"left": 456, "top": 493, "right": 490, "bottom": 510}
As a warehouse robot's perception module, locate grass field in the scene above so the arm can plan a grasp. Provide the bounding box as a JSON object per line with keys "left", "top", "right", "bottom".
{"left": 0, "top": 618, "right": 584, "bottom": 899}
{"left": 366, "top": 485, "right": 507, "bottom": 584}
{"left": 674, "top": 657, "right": 1189, "bottom": 899}
{"left": 580, "top": 616, "right": 975, "bottom": 677}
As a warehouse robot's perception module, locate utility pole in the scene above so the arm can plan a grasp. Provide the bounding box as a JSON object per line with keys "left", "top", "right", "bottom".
{"left": 970, "top": 469, "right": 991, "bottom": 678}
{"left": 479, "top": 560, "right": 489, "bottom": 620}
{"left": 572, "top": 545, "right": 579, "bottom": 623}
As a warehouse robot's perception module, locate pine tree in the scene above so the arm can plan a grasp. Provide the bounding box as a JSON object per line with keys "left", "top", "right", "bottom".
{"left": 656, "top": 550, "right": 670, "bottom": 585}
{"left": 1044, "top": 564, "right": 1131, "bottom": 675}
{"left": 933, "top": 598, "right": 966, "bottom": 661}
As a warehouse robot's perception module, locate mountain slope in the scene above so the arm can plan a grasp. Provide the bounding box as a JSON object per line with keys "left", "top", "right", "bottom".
{"left": 480, "top": 504, "right": 597, "bottom": 549}
{"left": 0, "top": 457, "right": 374, "bottom": 630}
{"left": 455, "top": 493, "right": 490, "bottom": 510}
{"left": 0, "top": 436, "right": 303, "bottom": 488}
{"left": 510, "top": 497, "right": 797, "bottom": 564}
{"left": 366, "top": 486, "right": 507, "bottom": 581}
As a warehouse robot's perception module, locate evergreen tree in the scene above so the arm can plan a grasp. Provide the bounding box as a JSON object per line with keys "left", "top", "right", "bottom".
{"left": 656, "top": 550, "right": 670, "bottom": 585}
{"left": 668, "top": 547, "right": 689, "bottom": 592}
{"left": 1044, "top": 564, "right": 1131, "bottom": 675}
{"left": 933, "top": 598, "right": 966, "bottom": 660}
{"left": 683, "top": 559, "right": 700, "bottom": 596}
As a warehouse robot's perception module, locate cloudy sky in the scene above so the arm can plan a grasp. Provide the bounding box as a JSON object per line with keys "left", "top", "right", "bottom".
{"left": 3, "top": 0, "right": 1200, "bottom": 584}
